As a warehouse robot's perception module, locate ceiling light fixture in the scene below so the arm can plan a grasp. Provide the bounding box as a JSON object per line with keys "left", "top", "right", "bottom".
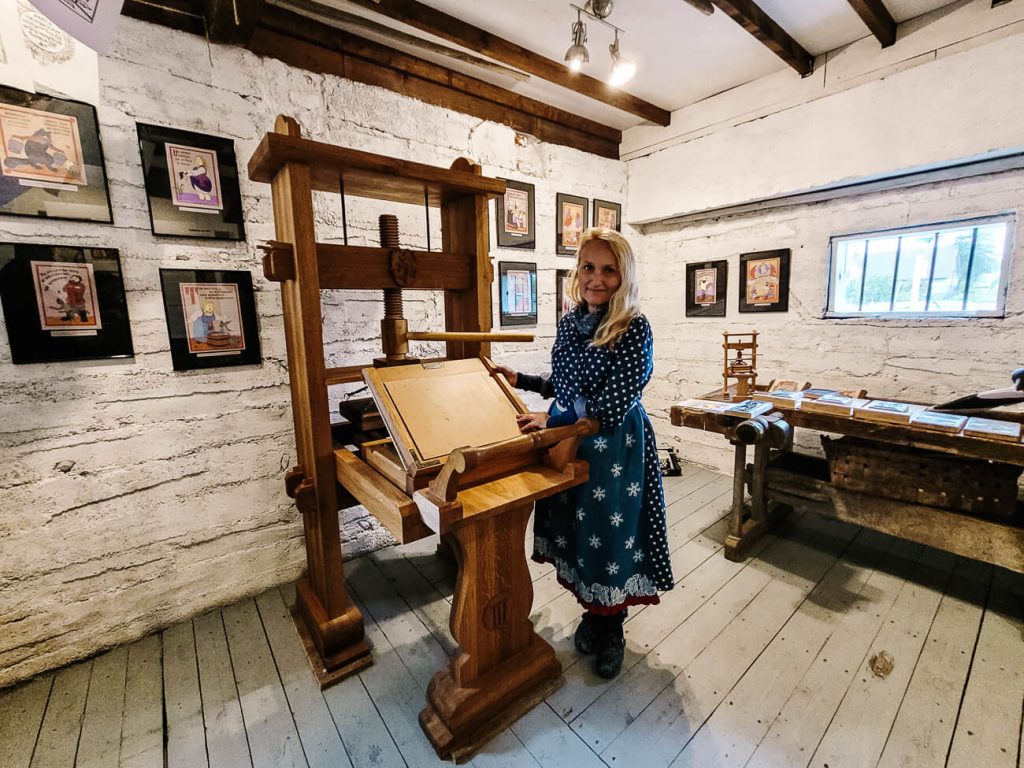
{"left": 608, "top": 31, "right": 636, "bottom": 87}
{"left": 566, "top": 3, "right": 635, "bottom": 87}
{"left": 564, "top": 9, "right": 590, "bottom": 72}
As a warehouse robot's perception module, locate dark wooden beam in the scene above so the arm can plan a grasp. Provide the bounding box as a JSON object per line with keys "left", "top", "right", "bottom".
{"left": 846, "top": 0, "right": 897, "bottom": 48}
{"left": 342, "top": 0, "right": 671, "bottom": 126}
{"left": 199, "top": 0, "right": 266, "bottom": 43}
{"left": 122, "top": 0, "right": 206, "bottom": 36}
{"left": 712, "top": 0, "right": 814, "bottom": 75}
{"left": 251, "top": 11, "right": 621, "bottom": 158}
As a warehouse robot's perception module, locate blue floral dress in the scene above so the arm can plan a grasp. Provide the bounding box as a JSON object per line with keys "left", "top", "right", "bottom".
{"left": 529, "top": 306, "right": 674, "bottom": 615}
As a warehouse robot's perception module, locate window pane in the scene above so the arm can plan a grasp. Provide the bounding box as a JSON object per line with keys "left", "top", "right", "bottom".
{"left": 965, "top": 223, "right": 1007, "bottom": 311}
{"left": 832, "top": 239, "right": 865, "bottom": 314}
{"left": 892, "top": 233, "right": 933, "bottom": 312}
{"left": 927, "top": 227, "right": 974, "bottom": 311}
{"left": 861, "top": 236, "right": 898, "bottom": 312}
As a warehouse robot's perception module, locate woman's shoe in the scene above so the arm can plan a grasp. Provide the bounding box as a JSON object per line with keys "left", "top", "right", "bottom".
{"left": 574, "top": 612, "right": 599, "bottom": 655}
{"left": 594, "top": 615, "right": 626, "bottom": 679}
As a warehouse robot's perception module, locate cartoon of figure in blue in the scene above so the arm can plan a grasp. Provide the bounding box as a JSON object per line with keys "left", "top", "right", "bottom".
{"left": 192, "top": 300, "right": 217, "bottom": 342}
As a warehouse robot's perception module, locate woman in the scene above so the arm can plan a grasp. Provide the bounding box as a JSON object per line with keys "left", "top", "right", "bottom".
{"left": 499, "top": 227, "right": 673, "bottom": 679}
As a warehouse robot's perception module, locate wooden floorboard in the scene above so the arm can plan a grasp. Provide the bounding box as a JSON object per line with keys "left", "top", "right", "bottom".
{"left": 3, "top": 460, "right": 1021, "bottom": 768}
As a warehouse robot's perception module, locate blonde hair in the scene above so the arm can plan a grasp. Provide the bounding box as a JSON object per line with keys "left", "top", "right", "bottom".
{"left": 568, "top": 227, "right": 640, "bottom": 348}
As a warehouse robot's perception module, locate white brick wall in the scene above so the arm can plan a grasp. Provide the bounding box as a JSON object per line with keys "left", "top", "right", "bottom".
{"left": 0, "top": 16, "right": 624, "bottom": 688}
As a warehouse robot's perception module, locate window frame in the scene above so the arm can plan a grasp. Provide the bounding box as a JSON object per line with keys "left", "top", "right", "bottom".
{"left": 825, "top": 214, "right": 1015, "bottom": 319}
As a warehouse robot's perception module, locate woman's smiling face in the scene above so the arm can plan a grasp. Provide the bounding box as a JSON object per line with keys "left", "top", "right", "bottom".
{"left": 577, "top": 239, "right": 621, "bottom": 311}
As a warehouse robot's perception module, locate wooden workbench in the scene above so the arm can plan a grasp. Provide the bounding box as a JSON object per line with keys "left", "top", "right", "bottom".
{"left": 670, "top": 398, "right": 1024, "bottom": 574}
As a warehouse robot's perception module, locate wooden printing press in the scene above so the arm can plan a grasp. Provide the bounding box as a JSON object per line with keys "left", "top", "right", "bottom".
{"left": 248, "top": 116, "right": 595, "bottom": 761}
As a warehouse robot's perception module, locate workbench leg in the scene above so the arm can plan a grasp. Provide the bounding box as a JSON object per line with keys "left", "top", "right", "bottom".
{"left": 420, "top": 503, "right": 562, "bottom": 763}
{"left": 725, "top": 441, "right": 750, "bottom": 561}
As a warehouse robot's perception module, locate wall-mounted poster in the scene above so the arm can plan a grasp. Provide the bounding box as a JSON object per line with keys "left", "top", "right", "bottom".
{"left": 0, "top": 86, "right": 112, "bottom": 222}
{"left": 137, "top": 123, "right": 246, "bottom": 240}
{"left": 555, "top": 268, "right": 575, "bottom": 324}
{"left": 556, "top": 193, "right": 588, "bottom": 256}
{"left": 685, "top": 260, "right": 728, "bottom": 317}
{"left": 496, "top": 179, "right": 535, "bottom": 249}
{"left": 159, "top": 268, "right": 262, "bottom": 371}
{"left": 593, "top": 199, "right": 622, "bottom": 232}
{"left": 739, "top": 249, "right": 791, "bottom": 313}
{"left": 498, "top": 261, "right": 537, "bottom": 327}
{"left": 0, "top": 243, "right": 133, "bottom": 363}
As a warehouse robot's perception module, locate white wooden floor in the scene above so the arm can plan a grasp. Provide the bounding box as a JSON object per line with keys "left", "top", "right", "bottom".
{"left": 2, "top": 465, "right": 1023, "bottom": 768}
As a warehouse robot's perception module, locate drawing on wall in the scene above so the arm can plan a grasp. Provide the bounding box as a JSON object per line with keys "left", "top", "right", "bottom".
{"left": 0, "top": 86, "right": 111, "bottom": 222}
{"left": 556, "top": 193, "right": 588, "bottom": 256}
{"left": 159, "top": 268, "right": 262, "bottom": 371}
{"left": 593, "top": 199, "right": 621, "bottom": 232}
{"left": 739, "top": 249, "right": 790, "bottom": 313}
{"left": 498, "top": 261, "right": 538, "bottom": 326}
{"left": 165, "top": 143, "right": 223, "bottom": 212}
{"left": 495, "top": 179, "right": 535, "bottom": 249}
{"left": 0, "top": 242, "right": 133, "bottom": 364}
{"left": 685, "top": 260, "right": 728, "bottom": 317}
{"left": 31, "top": 260, "right": 100, "bottom": 329}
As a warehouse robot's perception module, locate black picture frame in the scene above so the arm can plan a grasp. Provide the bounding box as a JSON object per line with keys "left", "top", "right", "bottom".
{"left": 495, "top": 179, "right": 535, "bottom": 249}
{"left": 0, "top": 243, "right": 133, "bottom": 364}
{"left": 137, "top": 123, "right": 246, "bottom": 240}
{"left": 739, "top": 249, "right": 791, "bottom": 313}
{"left": 685, "top": 260, "right": 728, "bottom": 317}
{"left": 0, "top": 86, "right": 113, "bottom": 223}
{"left": 555, "top": 268, "right": 575, "bottom": 324}
{"left": 593, "top": 199, "right": 622, "bottom": 232}
{"left": 159, "top": 268, "right": 262, "bottom": 371}
{"left": 556, "top": 193, "right": 588, "bottom": 256}
{"left": 498, "top": 261, "right": 537, "bottom": 327}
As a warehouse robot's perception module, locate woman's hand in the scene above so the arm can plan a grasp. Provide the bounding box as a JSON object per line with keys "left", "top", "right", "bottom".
{"left": 494, "top": 364, "right": 518, "bottom": 387}
{"left": 516, "top": 411, "right": 549, "bottom": 433}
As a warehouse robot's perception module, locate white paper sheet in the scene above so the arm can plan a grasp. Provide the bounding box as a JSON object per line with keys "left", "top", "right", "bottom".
{"left": 18, "top": 0, "right": 99, "bottom": 105}
{"left": 28, "top": 0, "right": 123, "bottom": 55}
{"left": 0, "top": 0, "right": 36, "bottom": 92}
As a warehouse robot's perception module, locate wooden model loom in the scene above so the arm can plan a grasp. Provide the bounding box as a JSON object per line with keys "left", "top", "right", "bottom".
{"left": 249, "top": 116, "right": 594, "bottom": 761}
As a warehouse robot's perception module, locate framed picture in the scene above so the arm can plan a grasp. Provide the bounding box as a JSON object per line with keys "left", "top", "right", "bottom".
{"left": 555, "top": 268, "right": 575, "bottom": 324}
{"left": 0, "top": 243, "right": 133, "bottom": 364}
{"left": 159, "top": 268, "right": 262, "bottom": 371}
{"left": 556, "top": 193, "right": 588, "bottom": 256}
{"left": 739, "top": 249, "right": 791, "bottom": 313}
{"left": 0, "top": 87, "right": 113, "bottom": 223}
{"left": 593, "top": 199, "right": 622, "bottom": 232}
{"left": 685, "top": 260, "right": 728, "bottom": 317}
{"left": 496, "top": 179, "right": 535, "bottom": 249}
{"left": 137, "top": 123, "right": 246, "bottom": 240}
{"left": 498, "top": 261, "right": 537, "bottom": 327}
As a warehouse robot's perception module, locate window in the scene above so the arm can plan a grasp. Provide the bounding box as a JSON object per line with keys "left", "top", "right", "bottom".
{"left": 826, "top": 215, "right": 1014, "bottom": 317}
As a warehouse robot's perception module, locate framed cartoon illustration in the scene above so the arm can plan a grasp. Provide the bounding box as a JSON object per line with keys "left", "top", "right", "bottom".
{"left": 556, "top": 193, "right": 588, "bottom": 256}
{"left": 685, "top": 260, "right": 728, "bottom": 317}
{"left": 495, "top": 179, "right": 535, "bottom": 249}
{"left": 498, "top": 261, "right": 537, "bottom": 327}
{"left": 739, "top": 249, "right": 791, "bottom": 313}
{"left": 0, "top": 87, "right": 113, "bottom": 223}
{"left": 593, "top": 199, "right": 622, "bottom": 232}
{"left": 159, "top": 268, "right": 262, "bottom": 371}
{"left": 555, "top": 268, "right": 575, "bottom": 324}
{"left": 0, "top": 243, "right": 133, "bottom": 363}
{"left": 137, "top": 123, "right": 246, "bottom": 240}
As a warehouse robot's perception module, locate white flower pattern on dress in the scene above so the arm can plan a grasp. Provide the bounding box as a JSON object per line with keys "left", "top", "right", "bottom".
{"left": 594, "top": 436, "right": 609, "bottom": 452}
{"left": 593, "top": 486, "right": 606, "bottom": 501}
{"left": 556, "top": 535, "right": 567, "bottom": 548}
{"left": 576, "top": 507, "right": 585, "bottom": 520}
{"left": 627, "top": 482, "right": 641, "bottom": 497}
{"left": 611, "top": 463, "right": 623, "bottom": 477}
{"left": 610, "top": 512, "right": 623, "bottom": 527}
{"left": 633, "top": 549, "right": 644, "bottom": 562}
{"left": 625, "top": 433, "right": 635, "bottom": 447}
{"left": 625, "top": 536, "right": 635, "bottom": 550}
{"left": 606, "top": 562, "right": 620, "bottom": 575}
{"left": 589, "top": 534, "right": 602, "bottom": 549}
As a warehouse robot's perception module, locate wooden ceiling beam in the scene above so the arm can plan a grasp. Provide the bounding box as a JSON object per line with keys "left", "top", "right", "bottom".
{"left": 199, "top": 0, "right": 266, "bottom": 43}
{"left": 712, "top": 0, "right": 814, "bottom": 75}
{"left": 342, "top": 0, "right": 671, "bottom": 126}
{"left": 846, "top": 0, "right": 897, "bottom": 48}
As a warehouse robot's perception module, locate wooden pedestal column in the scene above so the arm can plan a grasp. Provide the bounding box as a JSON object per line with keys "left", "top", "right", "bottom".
{"left": 420, "top": 503, "right": 561, "bottom": 762}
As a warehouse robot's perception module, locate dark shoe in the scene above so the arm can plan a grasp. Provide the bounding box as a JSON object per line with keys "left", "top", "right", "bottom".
{"left": 594, "top": 613, "right": 626, "bottom": 679}
{"left": 574, "top": 612, "right": 599, "bottom": 655}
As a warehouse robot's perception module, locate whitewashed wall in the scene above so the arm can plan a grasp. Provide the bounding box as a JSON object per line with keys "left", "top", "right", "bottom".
{"left": 624, "top": 1, "right": 1024, "bottom": 471}
{"left": 0, "top": 17, "right": 624, "bottom": 688}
